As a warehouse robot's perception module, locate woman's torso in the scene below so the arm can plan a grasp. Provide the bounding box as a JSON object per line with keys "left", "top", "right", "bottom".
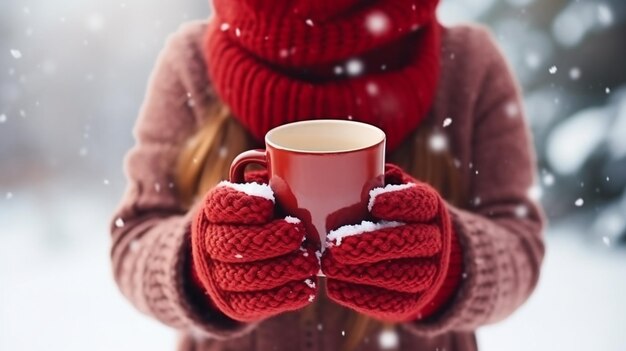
{"left": 166, "top": 19, "right": 500, "bottom": 351}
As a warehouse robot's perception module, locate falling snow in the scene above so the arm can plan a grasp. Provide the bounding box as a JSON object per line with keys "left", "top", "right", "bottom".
{"left": 346, "top": 59, "right": 364, "bottom": 76}
{"left": 235, "top": 28, "right": 241, "bottom": 37}
{"left": 218, "top": 146, "right": 228, "bottom": 158}
{"left": 575, "top": 198, "right": 584, "bottom": 207}
{"left": 365, "top": 11, "right": 390, "bottom": 35}
{"left": 220, "top": 23, "right": 230, "bottom": 31}
{"left": 305, "top": 19, "right": 314, "bottom": 27}
{"left": 597, "top": 4, "right": 613, "bottom": 26}
{"left": 0, "top": 114, "right": 7, "bottom": 123}
{"left": 428, "top": 132, "right": 448, "bottom": 152}
{"left": 549, "top": 65, "right": 558, "bottom": 74}
{"left": 304, "top": 279, "right": 316, "bottom": 288}
{"left": 10, "top": 49, "right": 22, "bottom": 59}
{"left": 528, "top": 184, "right": 543, "bottom": 201}
{"left": 605, "top": 87, "right": 611, "bottom": 94}
{"left": 378, "top": 329, "right": 399, "bottom": 349}
{"left": 366, "top": 82, "right": 379, "bottom": 96}
{"left": 542, "top": 173, "right": 555, "bottom": 186}
{"left": 515, "top": 205, "right": 529, "bottom": 218}
{"left": 129, "top": 240, "right": 141, "bottom": 252}
{"left": 234, "top": 254, "right": 243, "bottom": 259}
{"left": 85, "top": 13, "right": 104, "bottom": 32}
{"left": 443, "top": 117, "right": 452, "bottom": 127}
{"left": 505, "top": 101, "right": 520, "bottom": 118}
{"left": 525, "top": 52, "right": 541, "bottom": 69}
{"left": 114, "top": 218, "right": 125, "bottom": 228}
{"left": 569, "top": 67, "right": 581, "bottom": 80}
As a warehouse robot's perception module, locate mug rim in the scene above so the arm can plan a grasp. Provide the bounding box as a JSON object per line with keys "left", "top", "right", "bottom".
{"left": 265, "top": 119, "right": 386, "bottom": 154}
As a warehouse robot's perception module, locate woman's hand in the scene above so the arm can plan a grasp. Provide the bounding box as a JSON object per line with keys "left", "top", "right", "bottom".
{"left": 321, "top": 164, "right": 462, "bottom": 322}
{"left": 191, "top": 171, "right": 319, "bottom": 322}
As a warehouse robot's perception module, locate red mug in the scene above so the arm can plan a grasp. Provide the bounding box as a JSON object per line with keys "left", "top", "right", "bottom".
{"left": 230, "top": 120, "right": 386, "bottom": 249}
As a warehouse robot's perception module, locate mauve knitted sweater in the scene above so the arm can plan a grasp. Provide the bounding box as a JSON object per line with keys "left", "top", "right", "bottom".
{"left": 110, "top": 21, "right": 545, "bottom": 351}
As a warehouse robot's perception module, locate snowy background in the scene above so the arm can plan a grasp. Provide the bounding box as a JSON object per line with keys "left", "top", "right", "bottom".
{"left": 1, "top": 0, "right": 625, "bottom": 350}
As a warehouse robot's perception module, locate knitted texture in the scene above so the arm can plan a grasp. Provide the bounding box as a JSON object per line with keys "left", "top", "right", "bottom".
{"left": 322, "top": 164, "right": 462, "bottom": 322}
{"left": 205, "top": 0, "right": 442, "bottom": 151}
{"left": 191, "top": 179, "right": 319, "bottom": 322}
{"left": 110, "top": 22, "right": 546, "bottom": 350}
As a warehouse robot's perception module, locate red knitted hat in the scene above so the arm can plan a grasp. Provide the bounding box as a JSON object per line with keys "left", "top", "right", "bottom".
{"left": 205, "top": 0, "right": 441, "bottom": 151}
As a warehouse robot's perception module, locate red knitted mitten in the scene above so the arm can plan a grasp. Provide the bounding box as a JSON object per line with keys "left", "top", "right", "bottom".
{"left": 191, "top": 171, "right": 319, "bottom": 322}
{"left": 322, "top": 164, "right": 462, "bottom": 322}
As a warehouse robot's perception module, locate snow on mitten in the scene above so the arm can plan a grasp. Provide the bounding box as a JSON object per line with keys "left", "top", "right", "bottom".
{"left": 321, "top": 164, "right": 462, "bottom": 322}
{"left": 191, "top": 171, "right": 319, "bottom": 322}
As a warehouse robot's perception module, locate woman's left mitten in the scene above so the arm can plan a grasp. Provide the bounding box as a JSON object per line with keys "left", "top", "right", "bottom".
{"left": 322, "top": 164, "right": 462, "bottom": 322}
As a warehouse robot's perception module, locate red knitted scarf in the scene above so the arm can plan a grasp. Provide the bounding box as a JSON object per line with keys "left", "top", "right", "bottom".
{"left": 205, "top": 0, "right": 441, "bottom": 151}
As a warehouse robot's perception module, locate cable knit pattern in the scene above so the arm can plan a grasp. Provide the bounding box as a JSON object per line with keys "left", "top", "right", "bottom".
{"left": 322, "top": 166, "right": 458, "bottom": 322}
{"left": 192, "top": 185, "right": 319, "bottom": 322}
{"left": 110, "top": 20, "right": 545, "bottom": 351}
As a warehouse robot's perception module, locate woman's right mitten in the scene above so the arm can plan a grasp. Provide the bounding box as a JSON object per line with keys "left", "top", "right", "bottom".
{"left": 191, "top": 180, "right": 319, "bottom": 322}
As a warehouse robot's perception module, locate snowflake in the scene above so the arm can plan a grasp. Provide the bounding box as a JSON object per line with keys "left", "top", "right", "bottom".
{"left": 10, "top": 49, "right": 22, "bottom": 59}
{"left": 218, "top": 146, "right": 228, "bottom": 158}
{"left": 428, "top": 132, "right": 448, "bottom": 153}
{"left": 528, "top": 184, "right": 543, "bottom": 201}
{"left": 115, "top": 218, "right": 125, "bottom": 228}
{"left": 569, "top": 67, "right": 581, "bottom": 80}
{"left": 443, "top": 118, "right": 452, "bottom": 127}
{"left": 542, "top": 173, "right": 555, "bottom": 186}
{"left": 505, "top": 101, "right": 520, "bottom": 118}
{"left": 365, "top": 11, "right": 390, "bottom": 35}
{"left": 378, "top": 329, "right": 399, "bottom": 349}
{"left": 234, "top": 254, "right": 243, "bottom": 259}
{"left": 525, "top": 52, "right": 540, "bottom": 69}
{"left": 514, "top": 205, "right": 529, "bottom": 218}
{"left": 574, "top": 198, "right": 584, "bottom": 207}
{"left": 6, "top": 192, "right": 13, "bottom": 200}
{"left": 220, "top": 23, "right": 230, "bottom": 31}
{"left": 605, "top": 87, "right": 611, "bottom": 94}
{"left": 346, "top": 59, "right": 364, "bottom": 76}
{"left": 597, "top": 4, "right": 613, "bottom": 26}
{"left": 85, "top": 13, "right": 105, "bottom": 32}
{"left": 0, "top": 114, "right": 6, "bottom": 123}
{"left": 366, "top": 82, "right": 379, "bottom": 96}
{"left": 305, "top": 19, "right": 314, "bottom": 27}
{"left": 129, "top": 240, "right": 141, "bottom": 252}
{"left": 549, "top": 65, "right": 558, "bottom": 74}
{"left": 235, "top": 28, "right": 241, "bottom": 37}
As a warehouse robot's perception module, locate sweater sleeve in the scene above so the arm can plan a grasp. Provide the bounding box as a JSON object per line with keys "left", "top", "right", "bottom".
{"left": 404, "top": 27, "right": 546, "bottom": 336}
{"left": 109, "top": 23, "right": 256, "bottom": 339}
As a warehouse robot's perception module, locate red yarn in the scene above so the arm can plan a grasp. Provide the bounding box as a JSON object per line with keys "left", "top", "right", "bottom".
{"left": 205, "top": 0, "right": 442, "bottom": 151}
{"left": 191, "top": 181, "right": 319, "bottom": 322}
{"left": 322, "top": 164, "right": 463, "bottom": 322}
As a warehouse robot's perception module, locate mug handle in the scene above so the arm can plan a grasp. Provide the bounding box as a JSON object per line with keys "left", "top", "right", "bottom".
{"left": 229, "top": 149, "right": 268, "bottom": 183}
